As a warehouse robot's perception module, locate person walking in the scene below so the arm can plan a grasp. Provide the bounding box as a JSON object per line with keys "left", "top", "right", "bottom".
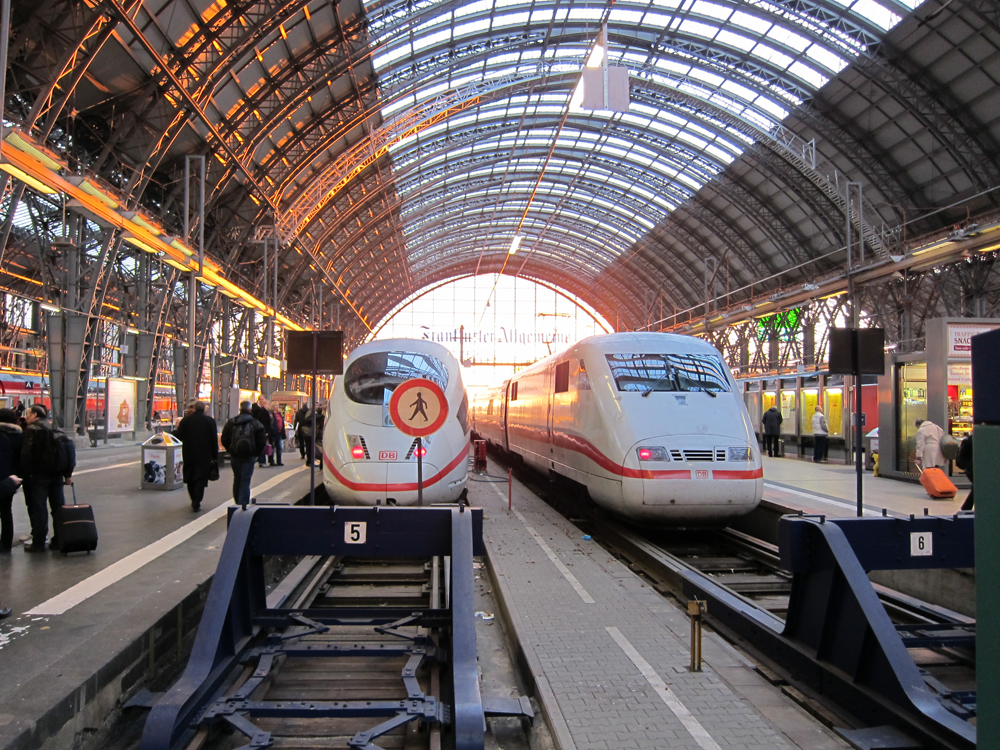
{"left": 20, "top": 404, "right": 74, "bottom": 552}
{"left": 957, "top": 433, "right": 974, "bottom": 511}
{"left": 173, "top": 400, "right": 219, "bottom": 512}
{"left": 221, "top": 401, "right": 266, "bottom": 506}
{"left": 300, "top": 403, "right": 326, "bottom": 467}
{"left": 914, "top": 418, "right": 946, "bottom": 470}
{"left": 293, "top": 404, "right": 309, "bottom": 460}
{"left": 251, "top": 396, "right": 273, "bottom": 468}
{"left": 0, "top": 407, "right": 24, "bottom": 552}
{"left": 762, "top": 405, "right": 783, "bottom": 458}
{"left": 269, "top": 405, "right": 285, "bottom": 467}
{"left": 811, "top": 406, "right": 829, "bottom": 463}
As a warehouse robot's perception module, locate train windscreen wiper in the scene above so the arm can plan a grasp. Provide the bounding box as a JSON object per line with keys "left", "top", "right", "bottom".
{"left": 641, "top": 360, "right": 677, "bottom": 397}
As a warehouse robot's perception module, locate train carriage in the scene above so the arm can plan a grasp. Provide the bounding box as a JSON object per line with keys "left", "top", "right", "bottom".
{"left": 322, "top": 338, "right": 470, "bottom": 505}
{"left": 472, "top": 332, "right": 762, "bottom": 524}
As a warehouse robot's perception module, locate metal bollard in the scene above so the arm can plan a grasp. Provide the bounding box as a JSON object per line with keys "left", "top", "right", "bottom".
{"left": 687, "top": 599, "right": 706, "bottom": 672}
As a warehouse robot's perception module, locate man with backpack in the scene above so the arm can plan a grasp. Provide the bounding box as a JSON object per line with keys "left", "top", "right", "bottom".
{"left": 221, "top": 400, "right": 267, "bottom": 505}
{"left": 20, "top": 404, "right": 75, "bottom": 552}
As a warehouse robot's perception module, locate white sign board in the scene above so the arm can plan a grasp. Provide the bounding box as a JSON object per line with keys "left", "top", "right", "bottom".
{"left": 910, "top": 531, "right": 933, "bottom": 557}
{"left": 948, "top": 324, "right": 1000, "bottom": 357}
{"left": 345, "top": 521, "right": 367, "bottom": 544}
{"left": 107, "top": 378, "right": 137, "bottom": 431}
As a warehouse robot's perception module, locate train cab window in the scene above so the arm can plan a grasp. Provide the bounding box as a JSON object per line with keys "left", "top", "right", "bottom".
{"left": 554, "top": 361, "right": 570, "bottom": 393}
{"left": 510, "top": 381, "right": 518, "bottom": 401}
{"left": 343, "top": 351, "right": 448, "bottom": 405}
{"left": 605, "top": 353, "right": 731, "bottom": 394}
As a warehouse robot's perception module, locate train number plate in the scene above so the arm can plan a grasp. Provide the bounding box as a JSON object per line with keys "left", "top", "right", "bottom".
{"left": 695, "top": 470, "right": 709, "bottom": 479}
{"left": 379, "top": 451, "right": 397, "bottom": 461}
{"left": 345, "top": 522, "right": 367, "bottom": 544}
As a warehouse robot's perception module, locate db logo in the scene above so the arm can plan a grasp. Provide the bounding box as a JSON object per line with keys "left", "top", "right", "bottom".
{"left": 379, "top": 451, "right": 398, "bottom": 461}
{"left": 695, "top": 469, "right": 709, "bottom": 479}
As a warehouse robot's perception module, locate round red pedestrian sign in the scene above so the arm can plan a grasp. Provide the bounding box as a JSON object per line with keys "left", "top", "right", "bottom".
{"left": 388, "top": 378, "right": 449, "bottom": 438}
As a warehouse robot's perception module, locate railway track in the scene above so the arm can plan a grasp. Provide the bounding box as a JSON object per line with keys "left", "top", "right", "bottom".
{"left": 137, "top": 504, "right": 534, "bottom": 750}
{"left": 494, "top": 451, "right": 976, "bottom": 749}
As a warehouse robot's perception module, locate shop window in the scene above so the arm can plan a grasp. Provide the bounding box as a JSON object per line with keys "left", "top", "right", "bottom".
{"left": 824, "top": 388, "right": 844, "bottom": 437}
{"left": 780, "top": 391, "right": 796, "bottom": 433}
{"left": 801, "top": 389, "right": 819, "bottom": 433}
{"left": 896, "top": 362, "right": 926, "bottom": 473}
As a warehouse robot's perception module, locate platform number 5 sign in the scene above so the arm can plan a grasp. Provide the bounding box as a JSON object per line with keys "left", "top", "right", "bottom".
{"left": 910, "top": 531, "right": 932, "bottom": 557}
{"left": 345, "top": 522, "right": 367, "bottom": 544}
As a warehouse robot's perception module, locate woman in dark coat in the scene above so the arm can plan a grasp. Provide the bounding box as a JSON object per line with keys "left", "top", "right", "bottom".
{"left": 173, "top": 400, "right": 219, "bottom": 512}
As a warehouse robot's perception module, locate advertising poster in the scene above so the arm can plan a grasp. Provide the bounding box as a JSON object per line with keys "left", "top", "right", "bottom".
{"left": 144, "top": 448, "right": 166, "bottom": 484}
{"left": 108, "top": 378, "right": 137, "bottom": 431}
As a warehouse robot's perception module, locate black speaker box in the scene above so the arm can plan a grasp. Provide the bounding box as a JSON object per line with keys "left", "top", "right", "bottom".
{"left": 285, "top": 330, "right": 344, "bottom": 374}
{"left": 828, "top": 328, "right": 885, "bottom": 375}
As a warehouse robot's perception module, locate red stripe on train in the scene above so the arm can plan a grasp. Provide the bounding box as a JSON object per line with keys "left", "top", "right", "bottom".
{"left": 323, "top": 442, "right": 470, "bottom": 492}
{"left": 511, "top": 426, "right": 759, "bottom": 480}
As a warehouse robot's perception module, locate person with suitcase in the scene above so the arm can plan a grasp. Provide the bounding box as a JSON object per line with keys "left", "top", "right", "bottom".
{"left": 20, "top": 404, "right": 74, "bottom": 552}
{"left": 915, "top": 419, "right": 956, "bottom": 499}
{"left": 173, "top": 400, "right": 219, "bottom": 512}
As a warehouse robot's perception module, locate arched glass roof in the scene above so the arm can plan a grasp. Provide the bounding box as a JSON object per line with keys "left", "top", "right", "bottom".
{"left": 339, "top": 0, "right": 922, "bottom": 326}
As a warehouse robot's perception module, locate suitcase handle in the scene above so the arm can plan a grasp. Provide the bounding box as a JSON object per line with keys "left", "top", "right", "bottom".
{"left": 71, "top": 484, "right": 78, "bottom": 505}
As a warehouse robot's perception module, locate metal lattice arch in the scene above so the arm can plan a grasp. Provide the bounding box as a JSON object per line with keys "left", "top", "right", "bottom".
{"left": 2, "top": 0, "right": 1000, "bottom": 426}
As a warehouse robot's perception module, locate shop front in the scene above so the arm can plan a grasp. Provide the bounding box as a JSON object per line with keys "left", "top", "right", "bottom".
{"left": 877, "top": 318, "right": 998, "bottom": 480}
{"left": 739, "top": 371, "right": 874, "bottom": 460}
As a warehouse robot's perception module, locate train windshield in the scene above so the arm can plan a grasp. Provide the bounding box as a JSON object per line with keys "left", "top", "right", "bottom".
{"left": 344, "top": 351, "right": 449, "bottom": 405}
{"left": 605, "top": 353, "right": 731, "bottom": 394}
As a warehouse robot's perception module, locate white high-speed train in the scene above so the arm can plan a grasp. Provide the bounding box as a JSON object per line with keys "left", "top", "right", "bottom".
{"left": 322, "top": 338, "right": 470, "bottom": 505}
{"left": 471, "top": 332, "right": 762, "bottom": 524}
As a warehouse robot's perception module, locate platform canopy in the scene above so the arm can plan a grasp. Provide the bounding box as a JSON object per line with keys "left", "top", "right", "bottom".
{"left": 5, "top": 0, "right": 1000, "bottom": 337}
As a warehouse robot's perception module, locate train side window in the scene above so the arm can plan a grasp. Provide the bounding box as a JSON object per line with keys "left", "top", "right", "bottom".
{"left": 554, "top": 361, "right": 570, "bottom": 393}
{"left": 487, "top": 399, "right": 493, "bottom": 415}
{"left": 578, "top": 359, "right": 591, "bottom": 390}
{"left": 510, "top": 381, "right": 518, "bottom": 401}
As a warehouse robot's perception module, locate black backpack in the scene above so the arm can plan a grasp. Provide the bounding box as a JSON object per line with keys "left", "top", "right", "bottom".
{"left": 231, "top": 420, "right": 256, "bottom": 459}
{"left": 54, "top": 431, "right": 76, "bottom": 474}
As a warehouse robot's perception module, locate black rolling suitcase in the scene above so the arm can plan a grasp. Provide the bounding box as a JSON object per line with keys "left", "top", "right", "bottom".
{"left": 54, "top": 485, "right": 98, "bottom": 554}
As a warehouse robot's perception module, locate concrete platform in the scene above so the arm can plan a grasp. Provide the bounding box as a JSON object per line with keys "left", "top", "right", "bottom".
{"left": 758, "top": 453, "right": 971, "bottom": 519}
{"left": 0, "top": 445, "right": 318, "bottom": 750}
{"left": 468, "top": 465, "right": 851, "bottom": 750}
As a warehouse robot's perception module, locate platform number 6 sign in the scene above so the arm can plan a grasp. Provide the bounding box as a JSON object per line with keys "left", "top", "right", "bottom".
{"left": 345, "top": 522, "right": 367, "bottom": 544}
{"left": 910, "top": 531, "right": 932, "bottom": 557}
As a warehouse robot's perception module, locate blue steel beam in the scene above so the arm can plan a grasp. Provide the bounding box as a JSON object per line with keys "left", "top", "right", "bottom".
{"left": 141, "top": 504, "right": 489, "bottom": 750}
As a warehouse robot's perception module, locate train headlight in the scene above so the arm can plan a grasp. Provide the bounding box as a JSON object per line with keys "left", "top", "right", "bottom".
{"left": 637, "top": 446, "right": 669, "bottom": 462}
{"left": 728, "top": 446, "right": 753, "bottom": 462}
{"left": 347, "top": 435, "right": 369, "bottom": 459}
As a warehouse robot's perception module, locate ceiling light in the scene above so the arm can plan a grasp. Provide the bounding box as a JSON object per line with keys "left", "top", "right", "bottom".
{"left": 40, "top": 303, "right": 60, "bottom": 313}
{"left": 4, "top": 131, "right": 62, "bottom": 171}
{"left": 0, "top": 162, "right": 58, "bottom": 194}
{"left": 913, "top": 240, "right": 955, "bottom": 257}
{"left": 508, "top": 234, "right": 523, "bottom": 255}
{"left": 122, "top": 234, "right": 160, "bottom": 254}
{"left": 66, "top": 175, "right": 118, "bottom": 208}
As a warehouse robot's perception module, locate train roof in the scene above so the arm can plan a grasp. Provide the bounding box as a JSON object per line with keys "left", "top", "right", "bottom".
{"left": 511, "top": 332, "right": 721, "bottom": 378}
{"left": 350, "top": 337, "right": 461, "bottom": 364}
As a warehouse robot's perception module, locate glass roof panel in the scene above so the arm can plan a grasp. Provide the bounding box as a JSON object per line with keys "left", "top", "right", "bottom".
{"left": 361, "top": 0, "right": 913, "bottom": 279}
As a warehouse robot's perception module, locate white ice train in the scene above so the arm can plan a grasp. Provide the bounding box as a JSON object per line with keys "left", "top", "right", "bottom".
{"left": 322, "top": 338, "right": 471, "bottom": 505}
{"left": 471, "top": 332, "right": 763, "bottom": 524}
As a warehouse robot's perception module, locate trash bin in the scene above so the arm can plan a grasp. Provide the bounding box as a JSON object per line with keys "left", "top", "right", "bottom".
{"left": 141, "top": 433, "right": 184, "bottom": 491}
{"left": 864, "top": 428, "right": 879, "bottom": 471}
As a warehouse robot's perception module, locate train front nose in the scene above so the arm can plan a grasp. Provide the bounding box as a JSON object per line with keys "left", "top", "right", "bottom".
{"left": 622, "top": 437, "right": 763, "bottom": 522}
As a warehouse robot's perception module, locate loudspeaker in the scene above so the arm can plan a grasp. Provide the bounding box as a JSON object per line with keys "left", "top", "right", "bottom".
{"left": 828, "top": 328, "right": 885, "bottom": 375}
{"left": 285, "top": 330, "right": 344, "bottom": 375}
{"left": 973, "top": 327, "right": 1000, "bottom": 424}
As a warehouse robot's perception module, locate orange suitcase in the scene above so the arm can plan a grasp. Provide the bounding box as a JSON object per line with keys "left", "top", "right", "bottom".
{"left": 919, "top": 467, "right": 957, "bottom": 499}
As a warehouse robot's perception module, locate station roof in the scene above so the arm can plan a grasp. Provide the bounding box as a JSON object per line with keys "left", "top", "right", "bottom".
{"left": 6, "top": 0, "right": 1000, "bottom": 335}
